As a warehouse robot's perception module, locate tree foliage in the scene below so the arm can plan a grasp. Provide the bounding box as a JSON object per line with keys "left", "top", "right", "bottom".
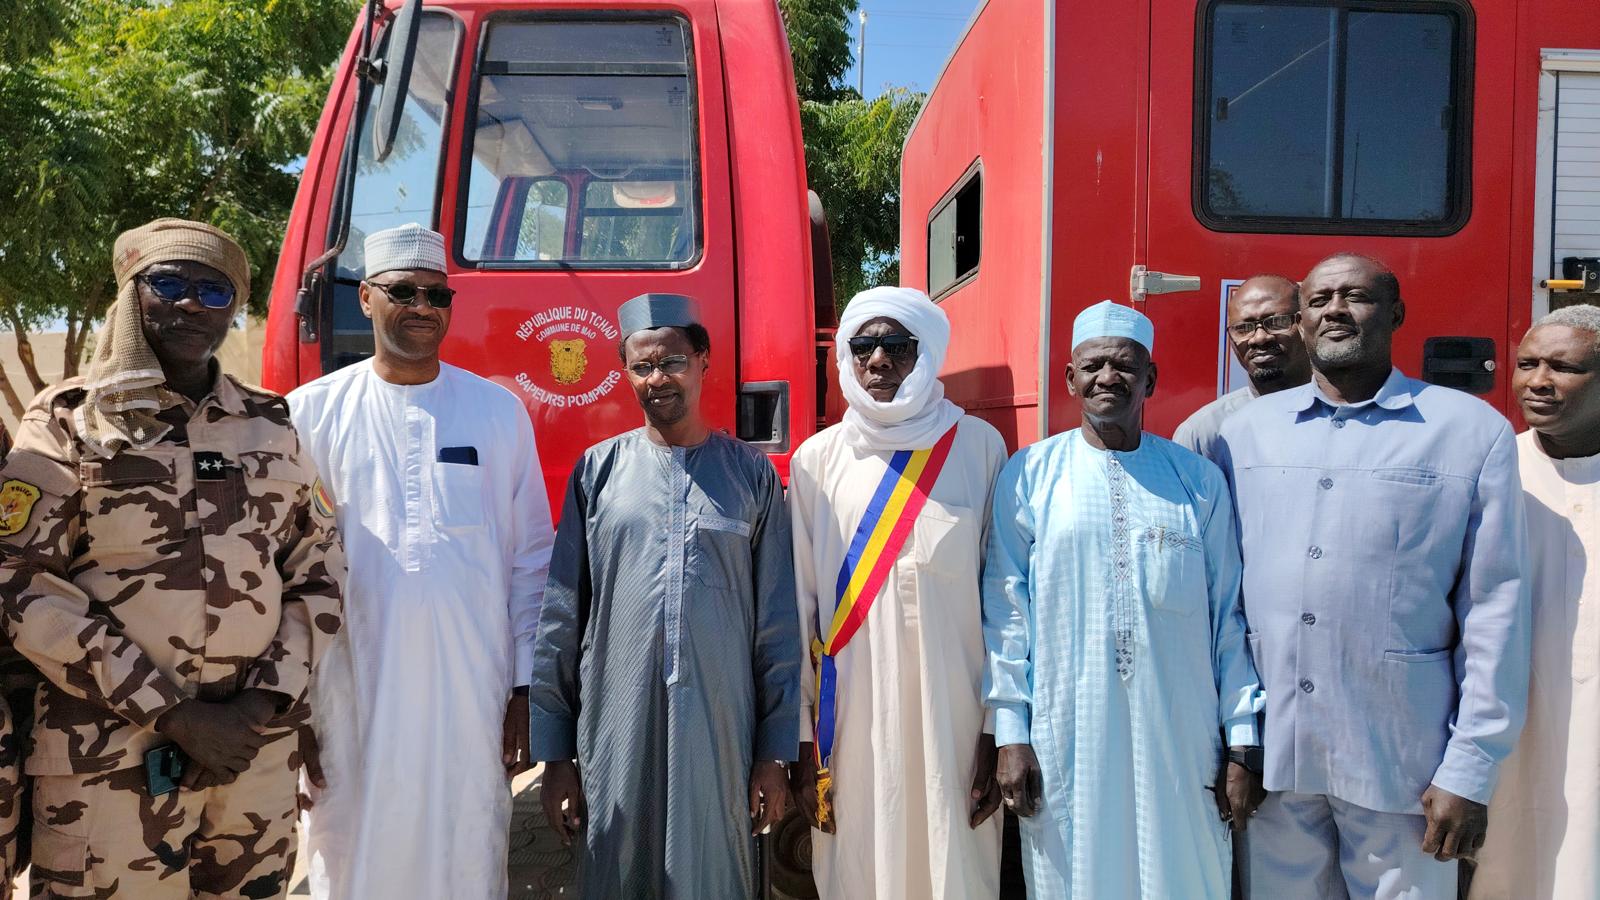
{"left": 0, "top": 0, "right": 357, "bottom": 415}
{"left": 780, "top": 0, "right": 923, "bottom": 306}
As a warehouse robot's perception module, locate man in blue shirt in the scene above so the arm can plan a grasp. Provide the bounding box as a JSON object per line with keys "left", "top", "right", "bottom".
{"left": 1218, "top": 253, "right": 1530, "bottom": 899}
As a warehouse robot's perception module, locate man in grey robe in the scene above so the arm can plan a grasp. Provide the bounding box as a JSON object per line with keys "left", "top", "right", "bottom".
{"left": 1173, "top": 274, "right": 1310, "bottom": 463}
{"left": 529, "top": 293, "right": 800, "bottom": 899}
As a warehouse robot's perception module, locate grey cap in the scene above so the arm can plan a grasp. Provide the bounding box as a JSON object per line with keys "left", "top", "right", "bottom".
{"left": 618, "top": 293, "right": 701, "bottom": 339}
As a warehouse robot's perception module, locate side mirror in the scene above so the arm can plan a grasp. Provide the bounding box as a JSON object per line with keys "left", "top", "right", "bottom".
{"left": 372, "top": 0, "right": 422, "bottom": 163}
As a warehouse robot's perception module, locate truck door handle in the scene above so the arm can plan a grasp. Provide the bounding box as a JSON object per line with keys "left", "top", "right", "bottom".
{"left": 1130, "top": 265, "right": 1201, "bottom": 301}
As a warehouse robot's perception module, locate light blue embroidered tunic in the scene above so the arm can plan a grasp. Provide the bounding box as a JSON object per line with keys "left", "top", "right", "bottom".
{"left": 982, "top": 429, "right": 1263, "bottom": 899}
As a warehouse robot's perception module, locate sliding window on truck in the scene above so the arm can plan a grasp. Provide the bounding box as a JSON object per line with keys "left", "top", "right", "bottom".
{"left": 457, "top": 15, "right": 701, "bottom": 269}
{"left": 1193, "top": 0, "right": 1473, "bottom": 236}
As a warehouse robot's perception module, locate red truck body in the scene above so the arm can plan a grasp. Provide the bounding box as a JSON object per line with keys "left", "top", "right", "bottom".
{"left": 902, "top": 0, "right": 1600, "bottom": 448}
{"left": 263, "top": 0, "right": 826, "bottom": 511}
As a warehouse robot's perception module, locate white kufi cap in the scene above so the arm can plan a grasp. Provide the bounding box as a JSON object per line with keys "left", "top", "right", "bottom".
{"left": 1071, "top": 299, "right": 1154, "bottom": 352}
{"left": 364, "top": 223, "right": 447, "bottom": 278}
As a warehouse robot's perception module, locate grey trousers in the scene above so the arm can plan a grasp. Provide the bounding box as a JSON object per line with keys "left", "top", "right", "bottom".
{"left": 1240, "top": 791, "right": 1457, "bottom": 900}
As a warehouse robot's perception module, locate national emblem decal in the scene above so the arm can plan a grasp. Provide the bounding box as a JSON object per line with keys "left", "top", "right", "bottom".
{"left": 312, "top": 479, "right": 335, "bottom": 518}
{"left": 549, "top": 338, "right": 588, "bottom": 386}
{"left": 0, "top": 479, "right": 41, "bottom": 537}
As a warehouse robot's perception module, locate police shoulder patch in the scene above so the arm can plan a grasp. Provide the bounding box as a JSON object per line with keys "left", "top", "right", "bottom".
{"left": 312, "top": 478, "right": 335, "bottom": 518}
{"left": 0, "top": 479, "right": 42, "bottom": 537}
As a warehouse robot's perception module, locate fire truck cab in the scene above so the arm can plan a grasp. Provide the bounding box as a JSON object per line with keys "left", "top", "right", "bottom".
{"left": 901, "top": 0, "right": 1600, "bottom": 446}
{"left": 263, "top": 0, "right": 830, "bottom": 508}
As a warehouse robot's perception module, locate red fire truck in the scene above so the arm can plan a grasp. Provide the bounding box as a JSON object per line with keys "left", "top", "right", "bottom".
{"left": 262, "top": 0, "right": 836, "bottom": 511}
{"left": 901, "top": 0, "right": 1600, "bottom": 447}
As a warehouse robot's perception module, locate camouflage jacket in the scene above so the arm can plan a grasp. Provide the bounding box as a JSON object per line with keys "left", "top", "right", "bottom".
{"left": 0, "top": 373, "right": 345, "bottom": 775}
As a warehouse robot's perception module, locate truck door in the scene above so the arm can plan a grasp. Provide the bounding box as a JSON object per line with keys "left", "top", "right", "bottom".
{"left": 1139, "top": 0, "right": 1516, "bottom": 429}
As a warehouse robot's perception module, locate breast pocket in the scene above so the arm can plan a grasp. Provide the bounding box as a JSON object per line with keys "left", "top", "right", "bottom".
{"left": 79, "top": 448, "right": 182, "bottom": 553}
{"left": 912, "top": 501, "right": 978, "bottom": 580}
{"left": 689, "top": 514, "right": 752, "bottom": 590}
{"left": 432, "top": 463, "right": 486, "bottom": 530}
{"left": 1135, "top": 525, "right": 1207, "bottom": 616}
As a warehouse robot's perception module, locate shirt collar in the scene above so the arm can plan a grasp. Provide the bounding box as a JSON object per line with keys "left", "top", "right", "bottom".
{"left": 155, "top": 363, "right": 249, "bottom": 418}
{"left": 1288, "top": 367, "right": 1413, "bottom": 414}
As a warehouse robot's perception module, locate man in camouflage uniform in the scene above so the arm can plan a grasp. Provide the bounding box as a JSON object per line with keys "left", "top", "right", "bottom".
{"left": 0, "top": 418, "right": 20, "bottom": 898}
{"left": 0, "top": 218, "right": 344, "bottom": 898}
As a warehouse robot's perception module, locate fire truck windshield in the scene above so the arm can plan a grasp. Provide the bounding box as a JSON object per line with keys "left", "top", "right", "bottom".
{"left": 459, "top": 16, "right": 700, "bottom": 268}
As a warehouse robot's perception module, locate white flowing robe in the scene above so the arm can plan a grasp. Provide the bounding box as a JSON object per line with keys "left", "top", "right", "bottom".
{"left": 287, "top": 360, "right": 553, "bottom": 900}
{"left": 983, "top": 430, "right": 1262, "bottom": 899}
{"left": 790, "top": 416, "right": 1008, "bottom": 900}
{"left": 1472, "top": 432, "right": 1600, "bottom": 900}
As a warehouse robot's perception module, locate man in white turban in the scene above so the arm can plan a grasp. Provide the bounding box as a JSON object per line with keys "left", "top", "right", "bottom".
{"left": 983, "top": 299, "right": 1264, "bottom": 898}
{"left": 289, "top": 223, "right": 554, "bottom": 899}
{"left": 789, "top": 286, "right": 1009, "bottom": 899}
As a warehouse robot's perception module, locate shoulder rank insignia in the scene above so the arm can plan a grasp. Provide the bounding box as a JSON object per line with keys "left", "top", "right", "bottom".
{"left": 312, "top": 478, "right": 335, "bottom": 518}
{"left": 0, "top": 479, "right": 42, "bottom": 537}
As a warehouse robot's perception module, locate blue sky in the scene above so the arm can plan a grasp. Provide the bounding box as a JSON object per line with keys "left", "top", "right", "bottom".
{"left": 850, "top": 0, "right": 982, "bottom": 98}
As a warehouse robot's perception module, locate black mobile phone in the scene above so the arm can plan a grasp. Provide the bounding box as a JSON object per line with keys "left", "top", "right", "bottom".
{"left": 438, "top": 446, "right": 479, "bottom": 466}
{"left": 144, "top": 743, "right": 186, "bottom": 796}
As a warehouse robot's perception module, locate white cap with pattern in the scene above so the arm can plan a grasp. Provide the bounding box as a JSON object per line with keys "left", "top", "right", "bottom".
{"left": 364, "top": 223, "right": 447, "bottom": 277}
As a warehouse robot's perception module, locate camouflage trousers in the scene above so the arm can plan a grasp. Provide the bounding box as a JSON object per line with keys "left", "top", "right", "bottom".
{"left": 29, "top": 737, "right": 296, "bottom": 899}
{"left": 0, "top": 695, "right": 20, "bottom": 900}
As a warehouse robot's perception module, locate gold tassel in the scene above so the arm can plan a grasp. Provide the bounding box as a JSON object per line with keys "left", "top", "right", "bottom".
{"left": 815, "top": 768, "right": 833, "bottom": 828}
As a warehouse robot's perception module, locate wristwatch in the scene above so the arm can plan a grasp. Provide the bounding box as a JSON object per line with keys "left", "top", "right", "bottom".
{"left": 1227, "top": 746, "right": 1264, "bottom": 775}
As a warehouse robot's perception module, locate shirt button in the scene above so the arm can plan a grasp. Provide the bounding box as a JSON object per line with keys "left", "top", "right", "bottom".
{"left": 1319, "top": 477, "right": 1334, "bottom": 490}
{"left": 1300, "top": 678, "right": 1315, "bottom": 693}
{"left": 1308, "top": 546, "right": 1323, "bottom": 559}
{"left": 1301, "top": 612, "right": 1317, "bottom": 625}
{"left": 1331, "top": 419, "right": 1346, "bottom": 429}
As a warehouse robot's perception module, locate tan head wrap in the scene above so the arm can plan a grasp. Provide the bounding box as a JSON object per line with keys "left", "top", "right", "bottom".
{"left": 76, "top": 218, "right": 251, "bottom": 458}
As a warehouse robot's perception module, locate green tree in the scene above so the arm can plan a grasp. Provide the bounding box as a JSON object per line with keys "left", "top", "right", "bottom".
{"left": 780, "top": 0, "right": 923, "bottom": 305}
{"left": 0, "top": 0, "right": 357, "bottom": 416}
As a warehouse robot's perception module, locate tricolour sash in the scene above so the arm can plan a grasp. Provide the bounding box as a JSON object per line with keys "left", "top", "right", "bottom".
{"left": 811, "top": 423, "right": 959, "bottom": 828}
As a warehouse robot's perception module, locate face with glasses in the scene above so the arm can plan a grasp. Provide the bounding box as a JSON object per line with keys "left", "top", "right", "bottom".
{"left": 1225, "top": 276, "right": 1311, "bottom": 392}
{"left": 136, "top": 260, "right": 238, "bottom": 374}
{"left": 849, "top": 317, "right": 919, "bottom": 403}
{"left": 621, "top": 326, "right": 708, "bottom": 428}
{"left": 360, "top": 268, "right": 452, "bottom": 362}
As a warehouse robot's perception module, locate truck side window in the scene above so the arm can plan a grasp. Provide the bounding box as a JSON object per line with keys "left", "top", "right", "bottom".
{"left": 324, "top": 12, "right": 460, "bottom": 370}
{"left": 928, "top": 164, "right": 981, "bottom": 300}
{"left": 1195, "top": 1, "right": 1472, "bottom": 235}
{"left": 459, "top": 16, "right": 700, "bottom": 268}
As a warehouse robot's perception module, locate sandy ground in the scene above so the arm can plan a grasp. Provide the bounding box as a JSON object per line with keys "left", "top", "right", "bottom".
{"left": 11, "top": 768, "right": 576, "bottom": 898}
{"left": 0, "top": 319, "right": 265, "bottom": 434}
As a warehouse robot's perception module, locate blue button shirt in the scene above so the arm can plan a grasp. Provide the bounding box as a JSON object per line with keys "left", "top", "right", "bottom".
{"left": 1218, "top": 368, "right": 1529, "bottom": 814}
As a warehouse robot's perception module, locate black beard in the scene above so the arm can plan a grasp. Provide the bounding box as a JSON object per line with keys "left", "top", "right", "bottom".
{"left": 1249, "top": 366, "right": 1285, "bottom": 385}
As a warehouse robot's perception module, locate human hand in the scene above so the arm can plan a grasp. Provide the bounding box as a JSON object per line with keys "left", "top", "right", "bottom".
{"left": 1214, "top": 756, "right": 1265, "bottom": 831}
{"left": 969, "top": 733, "right": 1001, "bottom": 828}
{"left": 750, "top": 761, "right": 790, "bottom": 836}
{"left": 155, "top": 696, "right": 271, "bottom": 778}
{"left": 790, "top": 743, "right": 831, "bottom": 832}
{"left": 995, "top": 744, "right": 1043, "bottom": 817}
{"left": 1421, "top": 784, "right": 1487, "bottom": 861}
{"left": 503, "top": 690, "right": 530, "bottom": 776}
{"left": 296, "top": 725, "right": 325, "bottom": 811}
{"left": 541, "top": 760, "right": 586, "bottom": 847}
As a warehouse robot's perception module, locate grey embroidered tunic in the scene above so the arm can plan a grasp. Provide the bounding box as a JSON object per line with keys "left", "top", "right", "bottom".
{"left": 528, "top": 429, "right": 800, "bottom": 899}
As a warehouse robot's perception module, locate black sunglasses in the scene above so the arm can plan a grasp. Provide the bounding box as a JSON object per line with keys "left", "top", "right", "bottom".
{"left": 368, "top": 280, "right": 456, "bottom": 309}
{"left": 140, "top": 273, "right": 236, "bottom": 310}
{"left": 847, "top": 334, "right": 918, "bottom": 360}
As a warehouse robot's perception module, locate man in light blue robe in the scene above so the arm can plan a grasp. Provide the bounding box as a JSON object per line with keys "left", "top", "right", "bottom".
{"left": 983, "top": 300, "right": 1265, "bottom": 898}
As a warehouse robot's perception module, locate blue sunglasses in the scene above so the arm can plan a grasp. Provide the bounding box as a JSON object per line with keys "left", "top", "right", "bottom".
{"left": 140, "top": 273, "right": 236, "bottom": 310}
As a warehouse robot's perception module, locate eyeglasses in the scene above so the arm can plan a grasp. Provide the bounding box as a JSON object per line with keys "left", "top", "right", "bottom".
{"left": 139, "top": 273, "right": 236, "bottom": 310}
{"left": 626, "top": 355, "right": 691, "bottom": 378}
{"left": 847, "top": 334, "right": 918, "bottom": 360}
{"left": 1228, "top": 313, "right": 1299, "bottom": 340}
{"left": 368, "top": 280, "right": 456, "bottom": 309}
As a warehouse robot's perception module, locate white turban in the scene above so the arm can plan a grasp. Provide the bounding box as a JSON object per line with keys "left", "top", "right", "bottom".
{"left": 835, "top": 286, "right": 966, "bottom": 450}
